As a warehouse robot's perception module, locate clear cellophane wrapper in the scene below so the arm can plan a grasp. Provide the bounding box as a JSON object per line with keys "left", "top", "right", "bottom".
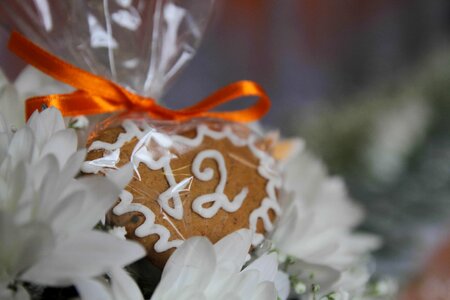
{"left": 1, "top": 0, "right": 213, "bottom": 99}
{"left": 1, "top": 0, "right": 283, "bottom": 268}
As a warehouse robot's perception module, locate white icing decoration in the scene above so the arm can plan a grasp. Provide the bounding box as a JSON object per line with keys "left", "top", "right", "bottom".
{"left": 157, "top": 175, "right": 192, "bottom": 220}
{"left": 83, "top": 120, "right": 282, "bottom": 252}
{"left": 191, "top": 149, "right": 249, "bottom": 218}
{"left": 131, "top": 129, "right": 175, "bottom": 180}
{"left": 114, "top": 190, "right": 183, "bottom": 252}
{"left": 248, "top": 137, "right": 282, "bottom": 245}
{"left": 82, "top": 148, "right": 120, "bottom": 173}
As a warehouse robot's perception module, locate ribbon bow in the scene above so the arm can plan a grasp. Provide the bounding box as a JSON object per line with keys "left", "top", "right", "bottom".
{"left": 8, "top": 32, "right": 271, "bottom": 122}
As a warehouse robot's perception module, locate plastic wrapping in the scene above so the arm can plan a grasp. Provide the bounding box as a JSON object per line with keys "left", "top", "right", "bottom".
{"left": 1, "top": 0, "right": 213, "bottom": 99}
{"left": 1, "top": 1, "right": 283, "bottom": 269}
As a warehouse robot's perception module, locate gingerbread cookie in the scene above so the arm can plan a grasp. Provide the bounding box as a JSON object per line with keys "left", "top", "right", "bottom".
{"left": 82, "top": 119, "right": 282, "bottom": 268}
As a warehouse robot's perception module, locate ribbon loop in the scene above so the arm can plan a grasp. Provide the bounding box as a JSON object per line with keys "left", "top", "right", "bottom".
{"left": 8, "top": 32, "right": 271, "bottom": 122}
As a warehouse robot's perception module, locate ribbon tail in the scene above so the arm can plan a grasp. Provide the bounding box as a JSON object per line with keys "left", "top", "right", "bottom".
{"left": 168, "top": 80, "right": 272, "bottom": 122}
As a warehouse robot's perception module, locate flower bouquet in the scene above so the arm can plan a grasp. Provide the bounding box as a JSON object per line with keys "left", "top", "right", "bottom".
{"left": 0, "top": 1, "right": 395, "bottom": 299}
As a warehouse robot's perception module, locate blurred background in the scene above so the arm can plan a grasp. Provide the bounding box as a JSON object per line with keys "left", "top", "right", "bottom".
{"left": 1, "top": 1, "right": 450, "bottom": 298}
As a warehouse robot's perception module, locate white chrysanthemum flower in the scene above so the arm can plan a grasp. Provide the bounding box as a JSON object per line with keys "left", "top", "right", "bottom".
{"left": 271, "top": 146, "right": 381, "bottom": 298}
{"left": 151, "top": 229, "right": 287, "bottom": 300}
{"left": 0, "top": 66, "right": 71, "bottom": 128}
{"left": 0, "top": 108, "right": 145, "bottom": 299}
{"left": 0, "top": 70, "right": 22, "bottom": 129}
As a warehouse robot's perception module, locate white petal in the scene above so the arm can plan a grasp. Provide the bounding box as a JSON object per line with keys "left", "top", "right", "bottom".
{"left": 167, "top": 290, "right": 206, "bottom": 300}
{"left": 156, "top": 237, "right": 215, "bottom": 294}
{"left": 250, "top": 282, "right": 276, "bottom": 300}
{"left": 223, "top": 269, "right": 260, "bottom": 299}
{"left": 20, "top": 231, "right": 145, "bottom": 286}
{"left": 288, "top": 260, "right": 340, "bottom": 292}
{"left": 271, "top": 200, "right": 300, "bottom": 250}
{"left": 8, "top": 128, "right": 34, "bottom": 165}
{"left": 35, "top": 151, "right": 86, "bottom": 220}
{"left": 0, "top": 132, "right": 9, "bottom": 162}
{"left": 274, "top": 271, "right": 290, "bottom": 300}
{"left": 244, "top": 253, "right": 278, "bottom": 283}
{"left": 74, "top": 277, "right": 112, "bottom": 300}
{"left": 284, "top": 225, "right": 341, "bottom": 262}
{"left": 64, "top": 176, "right": 121, "bottom": 233}
{"left": 216, "top": 293, "right": 241, "bottom": 300}
{"left": 61, "top": 149, "right": 87, "bottom": 180}
{"left": 0, "top": 284, "right": 31, "bottom": 300}
{"left": 313, "top": 178, "right": 363, "bottom": 229}
{"left": 12, "top": 285, "right": 30, "bottom": 300}
{"left": 0, "top": 71, "right": 22, "bottom": 129}
{"left": 47, "top": 190, "right": 85, "bottom": 234}
{"left": 0, "top": 212, "right": 54, "bottom": 281}
{"left": 32, "top": 154, "right": 59, "bottom": 191}
{"left": 0, "top": 133, "right": 10, "bottom": 162}
{"left": 40, "top": 129, "right": 77, "bottom": 167}
{"left": 0, "top": 111, "right": 11, "bottom": 134}
{"left": 202, "top": 266, "right": 233, "bottom": 297}
{"left": 33, "top": 155, "right": 65, "bottom": 212}
{"left": 214, "top": 229, "right": 251, "bottom": 274}
{"left": 2, "top": 161, "right": 28, "bottom": 214}
{"left": 109, "top": 267, "right": 144, "bottom": 300}
{"left": 105, "top": 163, "right": 134, "bottom": 189}
{"left": 27, "top": 107, "right": 65, "bottom": 148}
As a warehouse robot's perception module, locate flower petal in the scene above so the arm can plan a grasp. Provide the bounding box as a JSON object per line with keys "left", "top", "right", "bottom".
{"left": 274, "top": 271, "right": 290, "bottom": 300}
{"left": 47, "top": 190, "right": 85, "bottom": 234}
{"left": 12, "top": 284, "right": 30, "bottom": 300}
{"left": 214, "top": 229, "right": 251, "bottom": 274}
{"left": 64, "top": 176, "right": 122, "bottom": 233}
{"left": 105, "top": 163, "right": 134, "bottom": 190}
{"left": 1, "top": 161, "right": 28, "bottom": 215}
{"left": 250, "top": 282, "right": 276, "bottom": 300}
{"left": 40, "top": 129, "right": 77, "bottom": 167}
{"left": 73, "top": 277, "right": 112, "bottom": 300}
{"left": 0, "top": 71, "right": 22, "bottom": 129}
{"left": 27, "top": 107, "right": 65, "bottom": 148}
{"left": 216, "top": 293, "right": 241, "bottom": 300}
{"left": 8, "top": 128, "right": 34, "bottom": 166}
{"left": 0, "top": 212, "right": 54, "bottom": 282}
{"left": 0, "top": 133, "right": 10, "bottom": 163}
{"left": 109, "top": 267, "right": 144, "bottom": 300}
{"left": 156, "top": 237, "right": 215, "bottom": 294}
{"left": 223, "top": 269, "right": 260, "bottom": 299}
{"left": 62, "top": 149, "right": 87, "bottom": 179}
{"left": 20, "top": 231, "right": 145, "bottom": 286}
{"left": 244, "top": 253, "right": 278, "bottom": 283}
{"left": 0, "top": 111, "right": 12, "bottom": 137}
{"left": 0, "top": 284, "right": 31, "bottom": 300}
{"left": 288, "top": 260, "right": 340, "bottom": 292}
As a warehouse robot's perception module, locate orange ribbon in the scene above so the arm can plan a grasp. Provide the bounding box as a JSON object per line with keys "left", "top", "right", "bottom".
{"left": 8, "top": 32, "right": 271, "bottom": 122}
